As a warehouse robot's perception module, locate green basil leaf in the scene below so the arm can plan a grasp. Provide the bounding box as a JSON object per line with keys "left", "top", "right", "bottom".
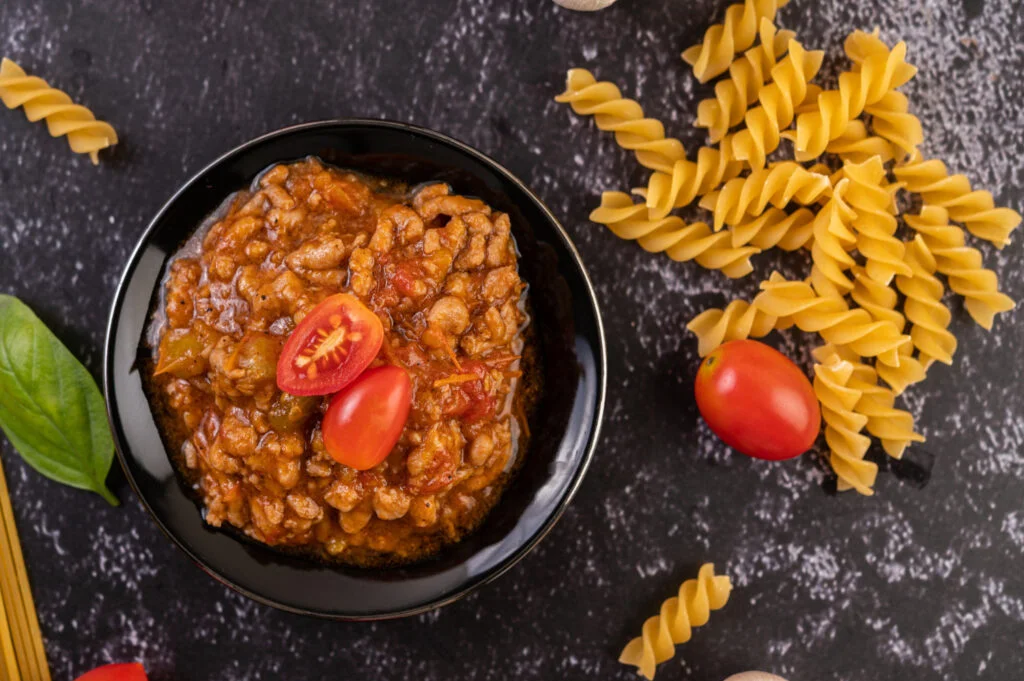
{"left": 0, "top": 294, "right": 119, "bottom": 506}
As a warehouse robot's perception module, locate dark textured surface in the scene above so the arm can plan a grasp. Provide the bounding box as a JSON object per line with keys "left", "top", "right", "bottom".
{"left": 1, "top": 1, "right": 1021, "bottom": 680}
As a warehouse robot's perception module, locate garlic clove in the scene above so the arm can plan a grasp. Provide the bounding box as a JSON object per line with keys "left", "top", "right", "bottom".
{"left": 723, "top": 673, "right": 790, "bottom": 681}
{"left": 553, "top": 0, "right": 617, "bottom": 11}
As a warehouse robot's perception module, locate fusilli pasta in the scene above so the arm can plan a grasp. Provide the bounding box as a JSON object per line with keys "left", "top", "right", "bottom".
{"left": 786, "top": 37, "right": 917, "bottom": 161}
{"left": 0, "top": 57, "right": 117, "bottom": 164}
{"left": 895, "top": 235, "right": 957, "bottom": 368}
{"left": 905, "top": 206, "right": 1015, "bottom": 330}
{"left": 686, "top": 298, "right": 783, "bottom": 356}
{"left": 808, "top": 179, "right": 857, "bottom": 298}
{"left": 700, "top": 162, "right": 831, "bottom": 231}
{"left": 682, "top": 0, "right": 790, "bottom": 83}
{"left": 894, "top": 150, "right": 1021, "bottom": 249}
{"left": 639, "top": 145, "right": 744, "bottom": 219}
{"left": 729, "top": 39, "right": 825, "bottom": 169}
{"left": 730, "top": 206, "right": 815, "bottom": 251}
{"left": 754, "top": 273, "right": 911, "bottom": 367}
{"left": 619, "top": 563, "right": 732, "bottom": 680}
{"left": 589, "top": 192, "right": 759, "bottom": 278}
{"left": 863, "top": 91, "right": 923, "bottom": 161}
{"left": 816, "top": 345, "right": 924, "bottom": 460}
{"left": 812, "top": 352, "right": 877, "bottom": 495}
{"left": 555, "top": 69, "right": 686, "bottom": 174}
{"left": 841, "top": 157, "right": 912, "bottom": 284}
{"left": 825, "top": 120, "right": 898, "bottom": 164}
{"left": 696, "top": 18, "right": 796, "bottom": 143}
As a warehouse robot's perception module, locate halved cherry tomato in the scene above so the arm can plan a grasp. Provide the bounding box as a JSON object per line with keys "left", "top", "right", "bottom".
{"left": 695, "top": 340, "right": 820, "bottom": 461}
{"left": 322, "top": 365, "right": 412, "bottom": 470}
{"left": 277, "top": 293, "right": 384, "bottom": 396}
{"left": 75, "top": 663, "right": 148, "bottom": 681}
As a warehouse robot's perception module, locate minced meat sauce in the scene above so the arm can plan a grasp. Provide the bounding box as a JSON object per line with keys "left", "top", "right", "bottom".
{"left": 146, "top": 158, "right": 534, "bottom": 565}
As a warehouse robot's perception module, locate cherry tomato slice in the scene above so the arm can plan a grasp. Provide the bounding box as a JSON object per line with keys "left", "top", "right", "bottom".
{"left": 694, "top": 340, "right": 820, "bottom": 461}
{"left": 322, "top": 365, "right": 413, "bottom": 470}
{"left": 75, "top": 663, "right": 149, "bottom": 681}
{"left": 277, "top": 293, "right": 384, "bottom": 396}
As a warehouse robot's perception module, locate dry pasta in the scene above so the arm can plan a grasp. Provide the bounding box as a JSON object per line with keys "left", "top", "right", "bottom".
{"left": 863, "top": 91, "right": 924, "bottom": 161}
{"left": 696, "top": 18, "right": 796, "bottom": 143}
{"left": 895, "top": 236, "right": 957, "bottom": 368}
{"left": 687, "top": 299, "right": 782, "bottom": 357}
{"left": 816, "top": 345, "right": 924, "bottom": 463}
{"left": 619, "top": 563, "right": 732, "bottom": 680}
{"left": 589, "top": 192, "right": 759, "bottom": 278}
{"left": 0, "top": 57, "right": 117, "bottom": 164}
{"left": 894, "top": 150, "right": 1021, "bottom": 249}
{"left": 904, "top": 206, "right": 1015, "bottom": 330}
{"left": 729, "top": 39, "right": 825, "bottom": 169}
{"left": 555, "top": 69, "right": 686, "bottom": 174}
{"left": 559, "top": 19, "right": 1016, "bottom": 495}
{"left": 729, "top": 206, "right": 815, "bottom": 251}
{"left": 700, "top": 161, "right": 831, "bottom": 231}
{"left": 682, "top": 0, "right": 790, "bottom": 83}
{"left": 808, "top": 178, "right": 858, "bottom": 298}
{"left": 754, "top": 273, "right": 911, "bottom": 367}
{"left": 841, "top": 157, "right": 912, "bottom": 285}
{"left": 786, "top": 36, "right": 917, "bottom": 161}
{"left": 849, "top": 270, "right": 926, "bottom": 393}
{"left": 812, "top": 351, "right": 877, "bottom": 495}
{"left": 639, "top": 145, "right": 743, "bottom": 219}
{"left": 825, "top": 120, "right": 898, "bottom": 164}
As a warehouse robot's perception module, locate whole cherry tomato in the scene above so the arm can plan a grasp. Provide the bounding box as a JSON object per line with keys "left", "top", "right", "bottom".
{"left": 322, "top": 365, "right": 413, "bottom": 470}
{"left": 276, "top": 293, "right": 384, "bottom": 396}
{"left": 75, "top": 663, "right": 148, "bottom": 681}
{"left": 694, "top": 340, "right": 820, "bottom": 461}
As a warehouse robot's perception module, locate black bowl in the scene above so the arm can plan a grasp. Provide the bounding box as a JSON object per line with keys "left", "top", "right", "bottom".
{"left": 103, "top": 119, "right": 606, "bottom": 620}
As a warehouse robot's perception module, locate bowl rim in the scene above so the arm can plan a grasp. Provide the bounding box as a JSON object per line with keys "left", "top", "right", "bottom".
{"left": 102, "top": 118, "right": 607, "bottom": 619}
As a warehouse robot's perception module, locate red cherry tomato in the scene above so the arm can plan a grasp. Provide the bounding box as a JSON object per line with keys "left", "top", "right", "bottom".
{"left": 277, "top": 293, "right": 384, "bottom": 396}
{"left": 322, "top": 365, "right": 413, "bottom": 470}
{"left": 75, "top": 663, "right": 148, "bottom": 681}
{"left": 694, "top": 340, "right": 820, "bottom": 461}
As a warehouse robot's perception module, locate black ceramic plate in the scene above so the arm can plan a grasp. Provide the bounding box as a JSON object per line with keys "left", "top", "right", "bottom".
{"left": 104, "top": 120, "right": 606, "bottom": 620}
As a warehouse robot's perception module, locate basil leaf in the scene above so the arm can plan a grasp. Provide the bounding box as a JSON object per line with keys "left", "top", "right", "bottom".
{"left": 0, "top": 295, "right": 119, "bottom": 505}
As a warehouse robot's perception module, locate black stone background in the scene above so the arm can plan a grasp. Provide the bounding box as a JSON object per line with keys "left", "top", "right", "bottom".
{"left": 1, "top": 1, "right": 1022, "bottom": 680}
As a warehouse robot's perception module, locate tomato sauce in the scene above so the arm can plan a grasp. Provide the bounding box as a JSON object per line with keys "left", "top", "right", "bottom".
{"left": 145, "top": 158, "right": 536, "bottom": 566}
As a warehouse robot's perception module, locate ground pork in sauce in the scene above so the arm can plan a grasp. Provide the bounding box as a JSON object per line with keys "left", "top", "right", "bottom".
{"left": 148, "top": 158, "right": 532, "bottom": 565}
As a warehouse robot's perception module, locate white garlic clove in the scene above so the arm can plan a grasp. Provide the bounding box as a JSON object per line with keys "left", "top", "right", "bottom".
{"left": 554, "top": 0, "right": 618, "bottom": 11}
{"left": 724, "top": 673, "right": 790, "bottom": 681}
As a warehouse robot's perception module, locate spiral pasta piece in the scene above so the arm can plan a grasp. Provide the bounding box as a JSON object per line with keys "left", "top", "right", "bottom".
{"left": 0, "top": 57, "right": 117, "bottom": 164}
{"left": 590, "top": 192, "right": 759, "bottom": 278}
{"left": 809, "top": 179, "right": 858, "bottom": 298}
{"left": 905, "top": 206, "right": 1015, "bottom": 330}
{"left": 825, "top": 120, "right": 898, "bottom": 164}
{"left": 812, "top": 352, "right": 876, "bottom": 495}
{"left": 687, "top": 299, "right": 783, "bottom": 356}
{"left": 849, "top": 270, "right": 926, "bottom": 393}
{"left": 815, "top": 345, "right": 924, "bottom": 459}
{"left": 786, "top": 36, "right": 917, "bottom": 161}
{"left": 730, "top": 206, "right": 815, "bottom": 251}
{"left": 895, "top": 236, "right": 958, "bottom": 368}
{"left": 700, "top": 161, "right": 831, "bottom": 231}
{"left": 754, "top": 273, "right": 911, "bottom": 366}
{"left": 863, "top": 91, "right": 924, "bottom": 161}
{"left": 729, "top": 39, "right": 825, "bottom": 169}
{"left": 554, "top": 69, "right": 686, "bottom": 174}
{"left": 841, "top": 157, "right": 912, "bottom": 284}
{"left": 696, "top": 18, "right": 796, "bottom": 143}
{"left": 619, "top": 563, "right": 732, "bottom": 680}
{"left": 640, "top": 145, "right": 744, "bottom": 219}
{"left": 681, "top": 0, "right": 790, "bottom": 83}
{"left": 894, "top": 150, "right": 1021, "bottom": 248}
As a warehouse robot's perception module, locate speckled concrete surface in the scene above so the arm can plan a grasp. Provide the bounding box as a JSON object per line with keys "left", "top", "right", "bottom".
{"left": 1, "top": 1, "right": 1022, "bottom": 679}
